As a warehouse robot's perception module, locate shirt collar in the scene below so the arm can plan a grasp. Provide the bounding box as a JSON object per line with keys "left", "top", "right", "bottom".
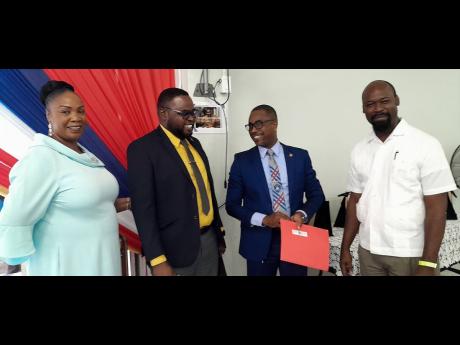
{"left": 160, "top": 124, "right": 183, "bottom": 149}
{"left": 391, "top": 118, "right": 408, "bottom": 137}
{"left": 31, "top": 133, "right": 105, "bottom": 168}
{"left": 367, "top": 118, "right": 408, "bottom": 143}
{"left": 258, "top": 140, "right": 282, "bottom": 158}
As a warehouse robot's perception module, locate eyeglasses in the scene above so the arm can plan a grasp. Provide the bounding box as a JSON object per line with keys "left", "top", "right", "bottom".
{"left": 163, "top": 107, "right": 202, "bottom": 118}
{"left": 244, "top": 119, "right": 275, "bottom": 131}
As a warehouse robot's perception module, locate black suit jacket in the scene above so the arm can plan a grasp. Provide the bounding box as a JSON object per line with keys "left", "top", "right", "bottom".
{"left": 127, "top": 126, "right": 225, "bottom": 268}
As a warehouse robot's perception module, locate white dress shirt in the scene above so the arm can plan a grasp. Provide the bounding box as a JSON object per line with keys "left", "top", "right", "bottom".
{"left": 347, "top": 119, "right": 456, "bottom": 257}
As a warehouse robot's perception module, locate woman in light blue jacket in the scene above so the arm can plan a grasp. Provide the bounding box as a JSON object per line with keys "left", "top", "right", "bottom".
{"left": 0, "top": 80, "right": 129, "bottom": 275}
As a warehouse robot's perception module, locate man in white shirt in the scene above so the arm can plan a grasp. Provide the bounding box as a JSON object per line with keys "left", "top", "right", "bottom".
{"left": 340, "top": 80, "right": 457, "bottom": 276}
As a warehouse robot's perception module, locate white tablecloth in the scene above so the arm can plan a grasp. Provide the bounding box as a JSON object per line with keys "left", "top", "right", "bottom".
{"left": 329, "top": 220, "right": 460, "bottom": 276}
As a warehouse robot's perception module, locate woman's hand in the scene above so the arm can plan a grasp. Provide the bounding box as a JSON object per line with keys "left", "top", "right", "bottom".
{"left": 115, "top": 197, "right": 131, "bottom": 213}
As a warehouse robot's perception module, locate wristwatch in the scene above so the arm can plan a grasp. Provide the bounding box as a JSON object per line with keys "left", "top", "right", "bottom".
{"left": 300, "top": 214, "right": 307, "bottom": 223}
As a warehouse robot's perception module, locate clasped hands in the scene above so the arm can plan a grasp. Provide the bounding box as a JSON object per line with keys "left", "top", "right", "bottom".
{"left": 262, "top": 211, "right": 305, "bottom": 229}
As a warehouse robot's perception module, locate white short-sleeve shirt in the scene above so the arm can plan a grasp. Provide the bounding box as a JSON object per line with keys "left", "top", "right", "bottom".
{"left": 347, "top": 119, "right": 457, "bottom": 257}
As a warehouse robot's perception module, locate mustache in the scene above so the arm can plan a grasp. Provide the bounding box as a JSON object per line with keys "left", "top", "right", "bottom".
{"left": 371, "top": 112, "right": 390, "bottom": 121}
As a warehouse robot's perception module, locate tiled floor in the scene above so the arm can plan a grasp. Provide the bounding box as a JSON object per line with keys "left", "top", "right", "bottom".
{"left": 311, "top": 263, "right": 460, "bottom": 276}
{"left": 2, "top": 261, "right": 459, "bottom": 276}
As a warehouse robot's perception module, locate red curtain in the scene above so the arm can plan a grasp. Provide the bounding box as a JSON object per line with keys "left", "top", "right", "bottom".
{"left": 0, "top": 148, "right": 18, "bottom": 188}
{"left": 43, "top": 69, "right": 175, "bottom": 253}
{"left": 44, "top": 69, "right": 176, "bottom": 168}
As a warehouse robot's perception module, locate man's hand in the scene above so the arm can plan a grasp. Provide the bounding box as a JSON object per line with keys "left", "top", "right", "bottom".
{"left": 340, "top": 249, "right": 353, "bottom": 276}
{"left": 290, "top": 211, "right": 306, "bottom": 229}
{"left": 340, "top": 192, "right": 361, "bottom": 276}
{"left": 420, "top": 193, "right": 447, "bottom": 277}
{"left": 151, "top": 261, "right": 176, "bottom": 276}
{"left": 262, "top": 212, "right": 290, "bottom": 228}
{"left": 414, "top": 266, "right": 437, "bottom": 276}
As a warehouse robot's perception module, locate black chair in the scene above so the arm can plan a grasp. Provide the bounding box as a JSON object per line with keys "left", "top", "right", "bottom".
{"left": 313, "top": 200, "right": 333, "bottom": 237}
{"left": 6, "top": 264, "right": 21, "bottom": 275}
{"left": 447, "top": 192, "right": 457, "bottom": 220}
{"left": 333, "top": 192, "right": 350, "bottom": 228}
{"left": 310, "top": 200, "right": 336, "bottom": 276}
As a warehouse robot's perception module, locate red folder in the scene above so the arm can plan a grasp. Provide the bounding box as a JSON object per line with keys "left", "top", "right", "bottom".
{"left": 280, "top": 219, "right": 330, "bottom": 271}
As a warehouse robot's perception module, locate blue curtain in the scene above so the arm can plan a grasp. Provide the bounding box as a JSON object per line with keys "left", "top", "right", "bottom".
{"left": 0, "top": 69, "right": 47, "bottom": 134}
{"left": 0, "top": 69, "right": 129, "bottom": 196}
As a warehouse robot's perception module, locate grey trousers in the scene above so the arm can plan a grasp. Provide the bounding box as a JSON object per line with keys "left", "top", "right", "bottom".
{"left": 358, "top": 246, "right": 440, "bottom": 276}
{"left": 173, "top": 229, "right": 219, "bottom": 276}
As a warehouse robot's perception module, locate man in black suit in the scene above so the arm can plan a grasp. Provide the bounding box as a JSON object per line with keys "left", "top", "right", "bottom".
{"left": 127, "top": 88, "right": 226, "bottom": 276}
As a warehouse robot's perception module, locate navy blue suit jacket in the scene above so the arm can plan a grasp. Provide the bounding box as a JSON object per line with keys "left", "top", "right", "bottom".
{"left": 225, "top": 144, "right": 325, "bottom": 261}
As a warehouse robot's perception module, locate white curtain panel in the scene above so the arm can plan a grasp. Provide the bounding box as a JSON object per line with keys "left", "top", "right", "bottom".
{"left": 0, "top": 101, "right": 35, "bottom": 159}
{"left": 117, "top": 210, "right": 138, "bottom": 234}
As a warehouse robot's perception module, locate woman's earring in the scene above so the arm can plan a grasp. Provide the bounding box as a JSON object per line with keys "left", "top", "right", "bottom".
{"left": 48, "top": 123, "right": 53, "bottom": 137}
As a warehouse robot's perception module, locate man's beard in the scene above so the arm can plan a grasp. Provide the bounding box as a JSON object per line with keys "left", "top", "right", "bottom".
{"left": 170, "top": 127, "right": 188, "bottom": 139}
{"left": 168, "top": 124, "right": 193, "bottom": 139}
{"left": 371, "top": 114, "right": 392, "bottom": 133}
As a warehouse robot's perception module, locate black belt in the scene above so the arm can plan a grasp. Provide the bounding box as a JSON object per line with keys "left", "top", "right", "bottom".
{"left": 200, "top": 225, "right": 213, "bottom": 235}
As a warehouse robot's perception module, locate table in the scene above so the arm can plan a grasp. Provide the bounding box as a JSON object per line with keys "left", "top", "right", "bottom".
{"left": 329, "top": 220, "right": 460, "bottom": 276}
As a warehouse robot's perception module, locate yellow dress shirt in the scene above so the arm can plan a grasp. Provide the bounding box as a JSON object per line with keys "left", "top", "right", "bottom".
{"left": 151, "top": 125, "right": 215, "bottom": 267}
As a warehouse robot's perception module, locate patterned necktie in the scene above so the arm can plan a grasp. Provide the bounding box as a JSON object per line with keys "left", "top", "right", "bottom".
{"left": 180, "top": 139, "right": 210, "bottom": 215}
{"left": 266, "top": 149, "right": 288, "bottom": 213}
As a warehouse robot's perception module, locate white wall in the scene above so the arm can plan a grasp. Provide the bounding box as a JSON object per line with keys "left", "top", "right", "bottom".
{"left": 179, "top": 69, "right": 460, "bottom": 276}
{"left": 178, "top": 69, "right": 247, "bottom": 275}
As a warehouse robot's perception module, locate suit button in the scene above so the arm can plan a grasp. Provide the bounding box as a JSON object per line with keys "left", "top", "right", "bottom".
{"left": 194, "top": 215, "right": 198, "bottom": 220}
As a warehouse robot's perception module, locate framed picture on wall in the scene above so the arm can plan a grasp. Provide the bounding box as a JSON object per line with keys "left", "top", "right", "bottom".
{"left": 192, "top": 99, "right": 226, "bottom": 134}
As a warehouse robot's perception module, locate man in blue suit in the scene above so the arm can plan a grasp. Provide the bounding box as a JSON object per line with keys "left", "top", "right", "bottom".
{"left": 226, "top": 104, "right": 325, "bottom": 276}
